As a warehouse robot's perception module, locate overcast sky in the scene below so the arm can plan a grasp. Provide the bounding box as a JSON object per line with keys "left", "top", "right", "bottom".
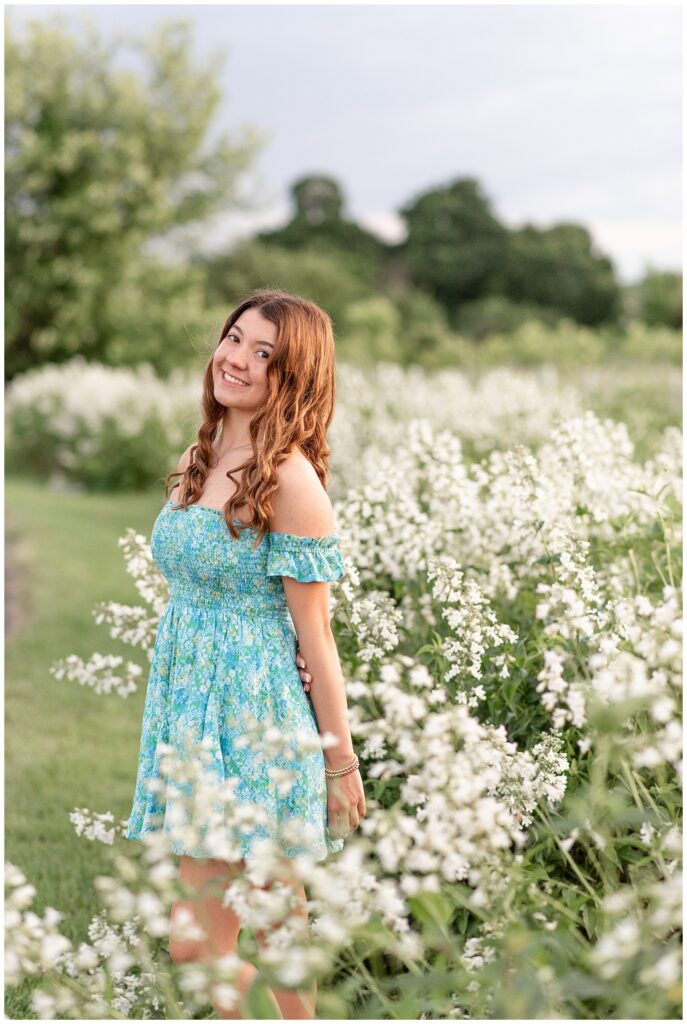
{"left": 7, "top": 3, "right": 683, "bottom": 283}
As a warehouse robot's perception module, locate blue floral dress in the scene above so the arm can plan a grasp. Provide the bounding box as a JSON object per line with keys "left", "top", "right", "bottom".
{"left": 124, "top": 498, "right": 347, "bottom": 861}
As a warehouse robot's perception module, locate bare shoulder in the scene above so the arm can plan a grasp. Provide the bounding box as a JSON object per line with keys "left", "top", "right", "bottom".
{"left": 177, "top": 442, "right": 195, "bottom": 474}
{"left": 168, "top": 443, "right": 195, "bottom": 502}
{"left": 270, "top": 449, "right": 334, "bottom": 537}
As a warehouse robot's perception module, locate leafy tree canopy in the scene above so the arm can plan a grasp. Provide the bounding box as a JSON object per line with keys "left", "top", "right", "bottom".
{"left": 255, "top": 174, "right": 389, "bottom": 287}
{"left": 398, "top": 177, "right": 623, "bottom": 328}
{"left": 398, "top": 176, "right": 510, "bottom": 313}
{"left": 630, "top": 269, "right": 682, "bottom": 330}
{"left": 5, "top": 15, "right": 265, "bottom": 378}
{"left": 491, "top": 222, "right": 622, "bottom": 326}
{"left": 195, "top": 237, "right": 371, "bottom": 335}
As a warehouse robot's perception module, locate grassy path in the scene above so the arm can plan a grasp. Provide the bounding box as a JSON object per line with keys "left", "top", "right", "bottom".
{"left": 5, "top": 479, "right": 169, "bottom": 1017}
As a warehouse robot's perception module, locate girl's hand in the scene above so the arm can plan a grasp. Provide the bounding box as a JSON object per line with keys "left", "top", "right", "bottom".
{"left": 326, "top": 769, "right": 366, "bottom": 840}
{"left": 296, "top": 649, "right": 312, "bottom": 694}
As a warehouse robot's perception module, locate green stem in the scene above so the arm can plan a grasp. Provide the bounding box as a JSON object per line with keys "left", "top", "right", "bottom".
{"left": 627, "top": 548, "right": 641, "bottom": 594}
{"left": 655, "top": 507, "right": 675, "bottom": 589}
{"left": 44, "top": 972, "right": 128, "bottom": 1020}
{"left": 622, "top": 759, "right": 661, "bottom": 817}
{"left": 534, "top": 891, "right": 583, "bottom": 928}
{"left": 621, "top": 757, "right": 648, "bottom": 811}
{"left": 137, "top": 934, "right": 188, "bottom": 1019}
{"left": 650, "top": 551, "right": 668, "bottom": 588}
{"left": 347, "top": 950, "right": 397, "bottom": 1017}
{"left": 619, "top": 759, "right": 670, "bottom": 875}
{"left": 581, "top": 839, "right": 611, "bottom": 889}
{"left": 538, "top": 807, "right": 599, "bottom": 902}
{"left": 566, "top": 991, "right": 596, "bottom": 1019}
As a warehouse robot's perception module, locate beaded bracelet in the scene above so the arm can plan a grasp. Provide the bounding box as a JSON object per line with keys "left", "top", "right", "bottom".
{"left": 325, "top": 755, "right": 359, "bottom": 779}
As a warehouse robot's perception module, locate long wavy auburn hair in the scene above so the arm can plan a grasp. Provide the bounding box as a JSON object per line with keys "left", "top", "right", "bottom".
{"left": 164, "top": 288, "right": 337, "bottom": 550}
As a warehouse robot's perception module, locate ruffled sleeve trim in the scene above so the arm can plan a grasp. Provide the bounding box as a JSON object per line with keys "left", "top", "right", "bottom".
{"left": 266, "top": 531, "right": 346, "bottom": 583}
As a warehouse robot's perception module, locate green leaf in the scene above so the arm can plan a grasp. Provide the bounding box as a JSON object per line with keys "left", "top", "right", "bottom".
{"left": 581, "top": 903, "right": 598, "bottom": 938}
{"left": 408, "top": 890, "right": 454, "bottom": 928}
{"left": 242, "top": 978, "right": 283, "bottom": 1019}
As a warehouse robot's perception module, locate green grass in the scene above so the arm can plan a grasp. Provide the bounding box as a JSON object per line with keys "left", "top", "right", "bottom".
{"left": 5, "top": 478, "right": 171, "bottom": 1018}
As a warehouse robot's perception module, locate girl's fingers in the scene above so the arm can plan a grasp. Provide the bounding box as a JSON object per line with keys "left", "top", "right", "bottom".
{"left": 299, "top": 671, "right": 311, "bottom": 690}
{"left": 329, "top": 806, "right": 363, "bottom": 837}
{"left": 328, "top": 811, "right": 348, "bottom": 839}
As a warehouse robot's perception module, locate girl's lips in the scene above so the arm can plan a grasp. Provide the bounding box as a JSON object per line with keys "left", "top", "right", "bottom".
{"left": 219, "top": 370, "right": 250, "bottom": 388}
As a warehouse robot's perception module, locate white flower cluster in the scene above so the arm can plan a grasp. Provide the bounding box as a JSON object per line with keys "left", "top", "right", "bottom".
{"left": 337, "top": 410, "right": 679, "bottom": 590}
{"left": 92, "top": 601, "right": 162, "bottom": 656}
{"left": 333, "top": 414, "right": 680, "bottom": 774}
{"left": 48, "top": 529, "right": 170, "bottom": 696}
{"left": 343, "top": 652, "right": 567, "bottom": 898}
{"left": 543, "top": 577, "right": 682, "bottom": 772}
{"left": 117, "top": 526, "right": 170, "bottom": 620}
{"left": 49, "top": 651, "right": 143, "bottom": 698}
{"left": 5, "top": 863, "right": 71, "bottom": 988}
{"left": 589, "top": 869, "right": 682, "bottom": 983}
{"left": 85, "top": 911, "right": 163, "bottom": 1017}
{"left": 427, "top": 554, "right": 519, "bottom": 704}
{"left": 341, "top": 582, "right": 405, "bottom": 661}
{"left": 7, "top": 358, "right": 595, "bottom": 495}
{"left": 5, "top": 863, "right": 159, "bottom": 1019}
{"left": 6, "top": 355, "right": 194, "bottom": 446}
{"left": 329, "top": 361, "right": 585, "bottom": 496}
{"left": 69, "top": 807, "right": 127, "bottom": 845}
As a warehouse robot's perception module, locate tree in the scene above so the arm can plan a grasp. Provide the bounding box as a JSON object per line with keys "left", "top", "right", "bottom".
{"left": 633, "top": 268, "right": 682, "bottom": 329}
{"left": 195, "top": 237, "right": 371, "bottom": 335}
{"left": 5, "top": 15, "right": 265, "bottom": 378}
{"left": 398, "top": 177, "right": 510, "bottom": 319}
{"left": 255, "top": 174, "right": 389, "bottom": 288}
{"left": 491, "top": 223, "right": 621, "bottom": 326}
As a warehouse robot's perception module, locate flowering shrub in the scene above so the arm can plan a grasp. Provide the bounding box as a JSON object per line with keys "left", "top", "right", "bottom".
{"left": 7, "top": 399, "right": 682, "bottom": 1018}
{"left": 467, "top": 317, "right": 681, "bottom": 367}
{"left": 6, "top": 351, "right": 678, "bottom": 492}
{"left": 5, "top": 357, "right": 195, "bottom": 491}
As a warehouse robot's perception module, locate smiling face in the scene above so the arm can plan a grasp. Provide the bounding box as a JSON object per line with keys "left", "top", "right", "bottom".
{"left": 212, "top": 306, "right": 277, "bottom": 410}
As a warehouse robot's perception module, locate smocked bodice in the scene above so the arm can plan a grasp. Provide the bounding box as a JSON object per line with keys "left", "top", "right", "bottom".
{"left": 151, "top": 499, "right": 346, "bottom": 617}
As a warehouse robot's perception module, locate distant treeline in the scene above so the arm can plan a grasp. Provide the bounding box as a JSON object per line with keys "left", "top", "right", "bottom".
{"left": 5, "top": 16, "right": 681, "bottom": 381}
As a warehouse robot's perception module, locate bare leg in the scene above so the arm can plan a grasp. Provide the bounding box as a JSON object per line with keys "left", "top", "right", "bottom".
{"left": 253, "top": 860, "right": 317, "bottom": 1020}
{"left": 168, "top": 855, "right": 283, "bottom": 1019}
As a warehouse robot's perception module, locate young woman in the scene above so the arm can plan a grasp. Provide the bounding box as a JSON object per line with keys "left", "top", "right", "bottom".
{"left": 124, "top": 289, "right": 365, "bottom": 1018}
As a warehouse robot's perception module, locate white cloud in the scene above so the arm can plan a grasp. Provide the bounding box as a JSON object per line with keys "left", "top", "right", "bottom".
{"left": 357, "top": 212, "right": 406, "bottom": 245}
{"left": 589, "top": 220, "right": 682, "bottom": 282}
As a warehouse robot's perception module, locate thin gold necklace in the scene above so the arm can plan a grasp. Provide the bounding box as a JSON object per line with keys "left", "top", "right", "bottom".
{"left": 215, "top": 441, "right": 252, "bottom": 459}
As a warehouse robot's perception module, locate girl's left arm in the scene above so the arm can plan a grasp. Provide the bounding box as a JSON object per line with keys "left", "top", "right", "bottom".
{"left": 269, "top": 456, "right": 366, "bottom": 836}
{"left": 282, "top": 581, "right": 356, "bottom": 769}
{"left": 283, "top": 580, "right": 366, "bottom": 837}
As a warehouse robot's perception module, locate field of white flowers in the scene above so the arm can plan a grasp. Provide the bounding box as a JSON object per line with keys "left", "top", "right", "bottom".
{"left": 6, "top": 357, "right": 682, "bottom": 1019}
{"left": 5, "top": 336, "right": 680, "bottom": 490}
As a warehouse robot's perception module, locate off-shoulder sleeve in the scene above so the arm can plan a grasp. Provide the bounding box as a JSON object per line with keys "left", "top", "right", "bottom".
{"left": 266, "top": 531, "right": 346, "bottom": 583}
